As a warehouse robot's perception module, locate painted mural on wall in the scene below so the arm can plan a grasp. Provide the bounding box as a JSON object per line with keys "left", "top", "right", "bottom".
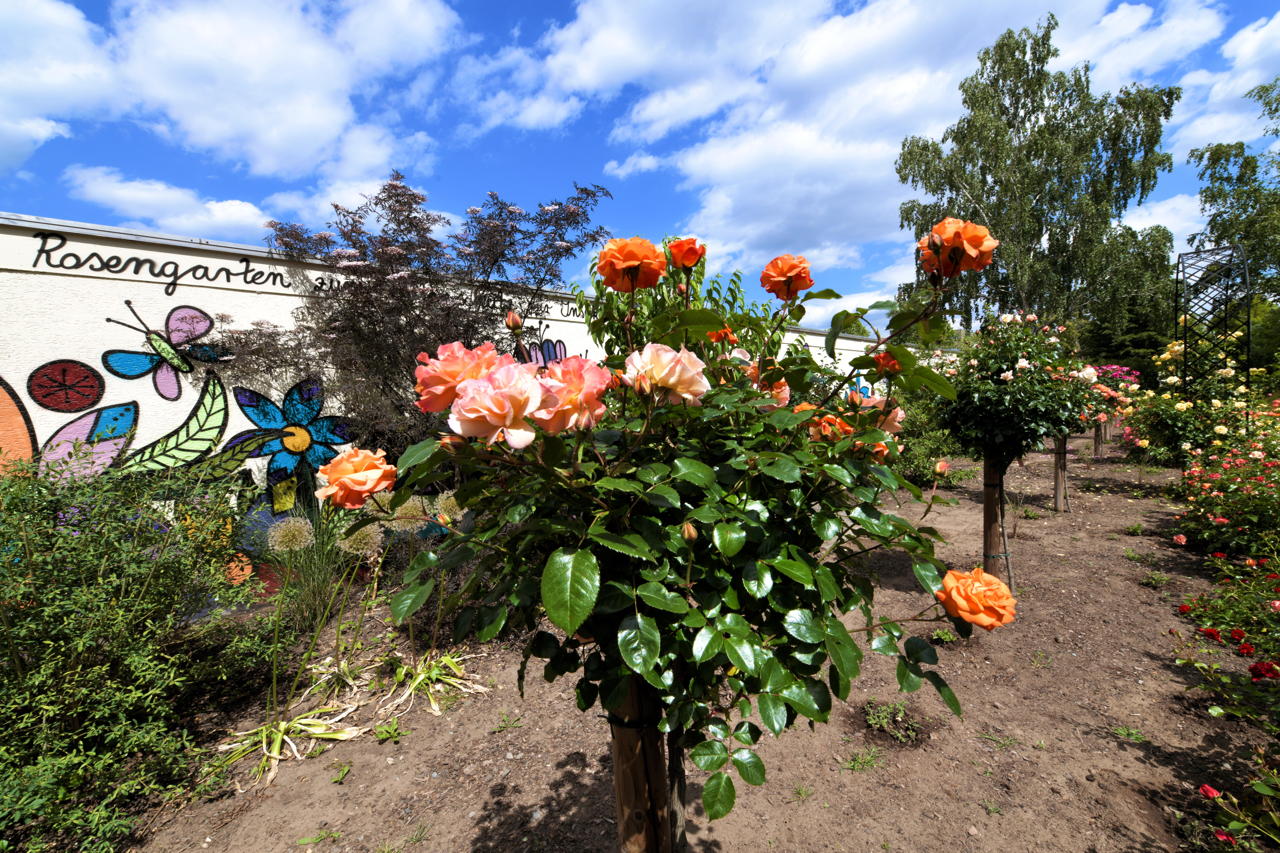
{"left": 103, "top": 301, "right": 225, "bottom": 401}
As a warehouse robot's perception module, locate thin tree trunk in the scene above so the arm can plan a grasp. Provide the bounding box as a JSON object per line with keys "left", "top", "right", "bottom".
{"left": 983, "top": 455, "right": 1005, "bottom": 579}
{"left": 609, "top": 676, "right": 686, "bottom": 852}
{"left": 1053, "top": 435, "right": 1070, "bottom": 512}
{"left": 1093, "top": 423, "right": 1103, "bottom": 460}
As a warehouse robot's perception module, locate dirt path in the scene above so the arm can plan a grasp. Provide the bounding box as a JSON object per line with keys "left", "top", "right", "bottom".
{"left": 139, "top": 438, "right": 1251, "bottom": 853}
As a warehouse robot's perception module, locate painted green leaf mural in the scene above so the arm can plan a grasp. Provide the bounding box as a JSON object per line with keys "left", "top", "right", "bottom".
{"left": 186, "top": 431, "right": 279, "bottom": 479}
{"left": 117, "top": 372, "right": 228, "bottom": 473}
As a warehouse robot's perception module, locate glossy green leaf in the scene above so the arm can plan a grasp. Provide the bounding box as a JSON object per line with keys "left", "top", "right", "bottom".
{"left": 672, "top": 457, "right": 716, "bottom": 487}
{"left": 397, "top": 438, "right": 439, "bottom": 469}
{"left": 637, "top": 582, "right": 689, "bottom": 613}
{"left": 821, "top": 463, "right": 855, "bottom": 487}
{"left": 474, "top": 605, "right": 508, "bottom": 642}
{"left": 541, "top": 548, "right": 600, "bottom": 635}
{"left": 782, "top": 609, "right": 825, "bottom": 643}
{"left": 812, "top": 514, "right": 841, "bottom": 540}
{"left": 595, "top": 477, "right": 644, "bottom": 494}
{"left": 692, "top": 626, "right": 723, "bottom": 663}
{"left": 723, "top": 637, "right": 759, "bottom": 674}
{"left": 924, "top": 671, "right": 962, "bottom": 716}
{"left": 643, "top": 484, "right": 681, "bottom": 508}
{"left": 588, "top": 529, "right": 655, "bottom": 561}
{"left": 896, "top": 657, "right": 923, "bottom": 692}
{"left": 702, "top": 772, "right": 736, "bottom": 820}
{"left": 870, "top": 633, "right": 898, "bottom": 656}
{"left": 732, "top": 722, "right": 762, "bottom": 746}
{"left": 713, "top": 523, "right": 746, "bottom": 558}
{"left": 780, "top": 678, "right": 831, "bottom": 722}
{"left": 904, "top": 636, "right": 939, "bottom": 665}
{"left": 758, "top": 455, "right": 801, "bottom": 483}
{"left": 740, "top": 562, "right": 773, "bottom": 598}
{"left": 757, "top": 692, "right": 787, "bottom": 735}
{"left": 618, "top": 613, "right": 660, "bottom": 674}
{"left": 731, "top": 749, "right": 766, "bottom": 786}
{"left": 912, "top": 561, "right": 943, "bottom": 596}
{"left": 770, "top": 558, "right": 814, "bottom": 588}
{"left": 689, "top": 740, "right": 729, "bottom": 772}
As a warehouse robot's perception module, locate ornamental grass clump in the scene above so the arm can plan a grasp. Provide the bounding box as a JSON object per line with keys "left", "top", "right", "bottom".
{"left": 322, "top": 227, "right": 1011, "bottom": 850}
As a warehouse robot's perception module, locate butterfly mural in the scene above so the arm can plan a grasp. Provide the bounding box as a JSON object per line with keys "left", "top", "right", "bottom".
{"left": 102, "top": 301, "right": 227, "bottom": 401}
{"left": 515, "top": 339, "right": 568, "bottom": 367}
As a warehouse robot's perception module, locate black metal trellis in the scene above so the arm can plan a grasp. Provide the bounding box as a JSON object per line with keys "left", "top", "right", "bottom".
{"left": 1175, "top": 244, "right": 1252, "bottom": 394}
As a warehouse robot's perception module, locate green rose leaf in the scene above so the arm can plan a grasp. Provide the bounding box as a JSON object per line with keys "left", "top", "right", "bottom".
{"left": 740, "top": 561, "right": 773, "bottom": 598}
{"left": 396, "top": 438, "right": 439, "bottom": 470}
{"left": 896, "top": 656, "right": 923, "bottom": 693}
{"left": 588, "top": 529, "right": 656, "bottom": 561}
{"left": 770, "top": 558, "right": 814, "bottom": 588}
{"left": 757, "top": 692, "right": 788, "bottom": 735}
{"left": 782, "top": 609, "right": 825, "bottom": 643}
{"left": 758, "top": 454, "right": 801, "bottom": 483}
{"left": 692, "top": 626, "right": 723, "bottom": 663}
{"left": 702, "top": 772, "right": 737, "bottom": 820}
{"left": 870, "top": 633, "right": 898, "bottom": 656}
{"left": 637, "top": 582, "right": 690, "bottom": 614}
{"left": 617, "top": 613, "right": 660, "bottom": 674}
{"left": 904, "top": 636, "right": 939, "bottom": 665}
{"left": 723, "top": 637, "right": 760, "bottom": 675}
{"left": 672, "top": 457, "right": 717, "bottom": 487}
{"left": 732, "top": 721, "right": 762, "bottom": 746}
{"left": 731, "top": 748, "right": 766, "bottom": 786}
{"left": 689, "top": 740, "right": 729, "bottom": 772}
{"left": 924, "top": 671, "right": 962, "bottom": 717}
{"left": 713, "top": 523, "right": 746, "bottom": 558}
{"left": 541, "top": 548, "right": 600, "bottom": 635}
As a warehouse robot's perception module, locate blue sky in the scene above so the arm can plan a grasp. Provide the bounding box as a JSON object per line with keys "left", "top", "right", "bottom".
{"left": 2, "top": 0, "right": 1278, "bottom": 318}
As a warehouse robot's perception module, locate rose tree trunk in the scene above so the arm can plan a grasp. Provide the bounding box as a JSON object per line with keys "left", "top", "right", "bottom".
{"left": 608, "top": 676, "right": 687, "bottom": 852}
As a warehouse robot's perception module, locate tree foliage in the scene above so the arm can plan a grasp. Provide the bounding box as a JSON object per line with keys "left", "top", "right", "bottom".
{"left": 214, "top": 173, "right": 611, "bottom": 454}
{"left": 895, "top": 15, "right": 1179, "bottom": 327}
{"left": 1188, "top": 76, "right": 1280, "bottom": 298}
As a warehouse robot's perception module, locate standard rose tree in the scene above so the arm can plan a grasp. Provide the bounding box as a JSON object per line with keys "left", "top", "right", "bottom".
{"left": 320, "top": 229, "right": 1008, "bottom": 852}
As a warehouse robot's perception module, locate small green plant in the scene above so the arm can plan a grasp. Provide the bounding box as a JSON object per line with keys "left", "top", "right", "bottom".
{"left": 405, "top": 824, "right": 430, "bottom": 845}
{"left": 331, "top": 762, "right": 352, "bottom": 784}
{"left": 374, "top": 719, "right": 407, "bottom": 745}
{"left": 1030, "top": 650, "right": 1052, "bottom": 668}
{"left": 1122, "top": 548, "right": 1151, "bottom": 564}
{"left": 841, "top": 747, "right": 884, "bottom": 772}
{"left": 981, "top": 800, "right": 1003, "bottom": 815}
{"left": 1111, "top": 726, "right": 1148, "bottom": 744}
{"left": 1139, "top": 570, "right": 1171, "bottom": 589}
{"left": 930, "top": 627, "right": 959, "bottom": 644}
{"left": 977, "top": 731, "right": 1019, "bottom": 750}
{"left": 297, "top": 828, "right": 342, "bottom": 844}
{"left": 1019, "top": 506, "right": 1043, "bottom": 520}
{"left": 787, "top": 785, "right": 815, "bottom": 803}
{"left": 863, "top": 699, "right": 922, "bottom": 744}
{"left": 492, "top": 712, "right": 524, "bottom": 733}
{"left": 1123, "top": 522, "right": 1145, "bottom": 536}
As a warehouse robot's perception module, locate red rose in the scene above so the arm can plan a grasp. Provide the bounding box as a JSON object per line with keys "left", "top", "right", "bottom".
{"left": 1199, "top": 784, "right": 1222, "bottom": 799}
{"left": 1230, "top": 629, "right": 1246, "bottom": 642}
{"left": 1238, "top": 643, "right": 1255, "bottom": 656}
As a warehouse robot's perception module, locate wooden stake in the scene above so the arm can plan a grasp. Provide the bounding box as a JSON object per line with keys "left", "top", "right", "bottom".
{"left": 1093, "top": 422, "right": 1103, "bottom": 460}
{"left": 1053, "top": 435, "right": 1070, "bottom": 512}
{"left": 983, "top": 455, "right": 1006, "bottom": 579}
{"left": 609, "top": 677, "right": 686, "bottom": 852}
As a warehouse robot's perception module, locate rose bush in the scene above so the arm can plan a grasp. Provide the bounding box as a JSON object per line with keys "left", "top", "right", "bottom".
{"left": 327, "top": 229, "right": 1007, "bottom": 841}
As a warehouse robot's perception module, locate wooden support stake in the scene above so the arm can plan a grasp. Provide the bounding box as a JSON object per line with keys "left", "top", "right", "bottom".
{"left": 609, "top": 677, "right": 686, "bottom": 852}
{"left": 983, "top": 455, "right": 1006, "bottom": 579}
{"left": 1053, "top": 435, "right": 1070, "bottom": 512}
{"left": 1093, "top": 422, "right": 1103, "bottom": 460}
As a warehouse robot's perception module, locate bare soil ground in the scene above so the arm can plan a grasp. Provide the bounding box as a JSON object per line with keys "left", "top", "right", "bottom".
{"left": 135, "top": 437, "right": 1257, "bottom": 853}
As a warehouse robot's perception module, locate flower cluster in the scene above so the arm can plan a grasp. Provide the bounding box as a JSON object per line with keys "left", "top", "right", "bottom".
{"left": 1172, "top": 421, "right": 1280, "bottom": 557}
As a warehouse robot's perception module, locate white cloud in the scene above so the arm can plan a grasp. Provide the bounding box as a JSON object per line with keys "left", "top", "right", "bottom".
{"left": 64, "top": 165, "right": 270, "bottom": 242}
{"left": 603, "top": 152, "right": 661, "bottom": 179}
{"left": 1122, "top": 192, "right": 1204, "bottom": 252}
{"left": 0, "top": 0, "right": 115, "bottom": 169}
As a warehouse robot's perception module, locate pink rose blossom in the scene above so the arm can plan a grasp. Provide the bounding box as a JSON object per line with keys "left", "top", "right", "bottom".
{"left": 624, "top": 343, "right": 710, "bottom": 405}
{"left": 1173, "top": 534, "right": 1187, "bottom": 545}
{"left": 448, "top": 363, "right": 546, "bottom": 449}
{"left": 532, "top": 356, "right": 612, "bottom": 433}
{"left": 415, "top": 342, "right": 515, "bottom": 413}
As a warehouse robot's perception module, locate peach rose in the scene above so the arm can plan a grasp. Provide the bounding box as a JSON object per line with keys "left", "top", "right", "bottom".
{"left": 918, "top": 218, "right": 998, "bottom": 278}
{"left": 449, "top": 363, "right": 546, "bottom": 449}
{"left": 531, "top": 355, "right": 613, "bottom": 433}
{"left": 316, "top": 447, "right": 398, "bottom": 509}
{"left": 935, "top": 567, "right": 1016, "bottom": 630}
{"left": 744, "top": 359, "right": 791, "bottom": 411}
{"left": 760, "top": 254, "right": 813, "bottom": 301}
{"left": 623, "top": 343, "right": 710, "bottom": 405}
{"left": 669, "top": 237, "right": 706, "bottom": 270}
{"left": 414, "top": 342, "right": 514, "bottom": 413}
{"left": 598, "top": 237, "right": 667, "bottom": 292}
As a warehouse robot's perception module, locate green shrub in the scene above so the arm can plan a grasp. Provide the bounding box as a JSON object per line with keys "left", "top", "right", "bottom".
{"left": 895, "top": 383, "right": 975, "bottom": 487}
{"left": 0, "top": 459, "right": 261, "bottom": 851}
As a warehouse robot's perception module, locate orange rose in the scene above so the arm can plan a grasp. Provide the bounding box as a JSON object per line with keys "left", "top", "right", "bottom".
{"left": 918, "top": 218, "right": 998, "bottom": 278}
{"left": 531, "top": 355, "right": 612, "bottom": 433}
{"left": 669, "top": 237, "right": 706, "bottom": 270}
{"left": 871, "top": 351, "right": 901, "bottom": 375}
{"left": 707, "top": 326, "right": 738, "bottom": 345}
{"left": 598, "top": 237, "right": 667, "bottom": 292}
{"left": 316, "top": 447, "right": 397, "bottom": 510}
{"left": 760, "top": 254, "right": 813, "bottom": 300}
{"left": 935, "top": 567, "right": 1016, "bottom": 630}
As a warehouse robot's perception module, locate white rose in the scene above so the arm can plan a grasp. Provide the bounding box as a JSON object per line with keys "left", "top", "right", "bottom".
{"left": 1000, "top": 371, "right": 1014, "bottom": 381}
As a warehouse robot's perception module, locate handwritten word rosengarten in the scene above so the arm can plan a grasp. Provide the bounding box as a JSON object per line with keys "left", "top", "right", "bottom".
{"left": 31, "top": 231, "right": 289, "bottom": 296}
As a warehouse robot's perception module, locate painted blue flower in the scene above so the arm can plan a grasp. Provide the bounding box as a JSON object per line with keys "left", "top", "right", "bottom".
{"left": 227, "top": 376, "right": 353, "bottom": 511}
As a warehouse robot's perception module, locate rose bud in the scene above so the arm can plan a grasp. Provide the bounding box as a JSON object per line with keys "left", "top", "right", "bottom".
{"left": 934, "top": 459, "right": 950, "bottom": 476}
{"left": 681, "top": 521, "right": 698, "bottom": 543}
{"left": 505, "top": 310, "right": 523, "bottom": 332}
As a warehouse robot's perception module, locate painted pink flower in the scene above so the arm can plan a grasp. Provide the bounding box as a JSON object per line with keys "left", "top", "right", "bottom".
{"left": 415, "top": 342, "right": 515, "bottom": 413}
{"left": 532, "top": 356, "right": 612, "bottom": 433}
{"left": 623, "top": 343, "right": 710, "bottom": 405}
{"left": 448, "top": 363, "right": 546, "bottom": 449}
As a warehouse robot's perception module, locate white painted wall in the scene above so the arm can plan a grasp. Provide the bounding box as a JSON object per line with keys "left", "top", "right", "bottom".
{"left": 0, "top": 212, "right": 877, "bottom": 466}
